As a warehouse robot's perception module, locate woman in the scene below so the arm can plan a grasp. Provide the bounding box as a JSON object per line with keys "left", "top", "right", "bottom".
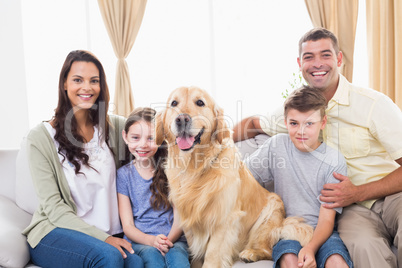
{"left": 23, "top": 50, "right": 144, "bottom": 268}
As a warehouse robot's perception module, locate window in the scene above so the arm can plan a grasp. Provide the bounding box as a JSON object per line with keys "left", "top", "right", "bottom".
{"left": 21, "top": 0, "right": 367, "bottom": 129}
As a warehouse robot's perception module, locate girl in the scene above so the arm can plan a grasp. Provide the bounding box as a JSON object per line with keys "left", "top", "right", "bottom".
{"left": 117, "top": 107, "right": 190, "bottom": 268}
{"left": 23, "top": 50, "right": 143, "bottom": 268}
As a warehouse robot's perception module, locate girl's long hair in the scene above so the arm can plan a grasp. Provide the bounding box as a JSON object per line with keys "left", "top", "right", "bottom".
{"left": 124, "top": 107, "right": 170, "bottom": 211}
{"left": 52, "top": 50, "right": 110, "bottom": 174}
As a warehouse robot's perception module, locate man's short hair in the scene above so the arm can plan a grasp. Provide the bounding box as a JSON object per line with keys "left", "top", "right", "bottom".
{"left": 298, "top": 27, "right": 340, "bottom": 56}
{"left": 284, "top": 85, "right": 327, "bottom": 119}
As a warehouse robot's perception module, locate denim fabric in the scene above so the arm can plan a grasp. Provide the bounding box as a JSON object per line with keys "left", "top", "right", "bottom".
{"left": 272, "top": 239, "right": 302, "bottom": 268}
{"left": 272, "top": 231, "right": 353, "bottom": 268}
{"left": 131, "top": 241, "right": 190, "bottom": 268}
{"left": 28, "top": 228, "right": 144, "bottom": 268}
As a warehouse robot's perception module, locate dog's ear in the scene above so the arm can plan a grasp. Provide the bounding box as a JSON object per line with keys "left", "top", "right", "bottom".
{"left": 155, "top": 110, "right": 166, "bottom": 146}
{"left": 214, "top": 106, "right": 231, "bottom": 144}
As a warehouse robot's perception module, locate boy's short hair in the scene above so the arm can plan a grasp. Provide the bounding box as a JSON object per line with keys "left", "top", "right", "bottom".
{"left": 284, "top": 85, "right": 327, "bottom": 119}
{"left": 298, "top": 27, "right": 340, "bottom": 57}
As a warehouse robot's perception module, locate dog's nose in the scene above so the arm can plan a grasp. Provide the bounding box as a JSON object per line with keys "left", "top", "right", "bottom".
{"left": 175, "top": 113, "right": 191, "bottom": 127}
{"left": 175, "top": 114, "right": 192, "bottom": 134}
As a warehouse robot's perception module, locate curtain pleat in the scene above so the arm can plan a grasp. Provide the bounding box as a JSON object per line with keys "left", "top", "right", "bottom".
{"left": 366, "top": 0, "right": 402, "bottom": 109}
{"left": 98, "top": 0, "right": 147, "bottom": 116}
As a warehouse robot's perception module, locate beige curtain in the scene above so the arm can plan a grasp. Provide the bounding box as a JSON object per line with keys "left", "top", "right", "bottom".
{"left": 98, "top": 0, "right": 147, "bottom": 117}
{"left": 304, "top": 0, "right": 359, "bottom": 82}
{"left": 366, "top": 0, "right": 402, "bottom": 109}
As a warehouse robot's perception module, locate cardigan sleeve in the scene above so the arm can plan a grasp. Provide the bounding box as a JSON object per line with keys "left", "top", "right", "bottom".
{"left": 24, "top": 124, "right": 109, "bottom": 247}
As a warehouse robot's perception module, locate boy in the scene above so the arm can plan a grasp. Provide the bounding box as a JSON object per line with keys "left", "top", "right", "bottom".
{"left": 244, "top": 85, "right": 353, "bottom": 268}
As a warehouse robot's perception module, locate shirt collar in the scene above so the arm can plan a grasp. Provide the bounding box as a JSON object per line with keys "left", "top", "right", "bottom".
{"left": 330, "top": 74, "right": 350, "bottom": 106}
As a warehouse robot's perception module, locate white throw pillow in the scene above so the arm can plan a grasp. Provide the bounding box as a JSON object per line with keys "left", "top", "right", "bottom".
{"left": 15, "top": 138, "right": 38, "bottom": 215}
{"left": 235, "top": 134, "right": 270, "bottom": 160}
{"left": 0, "top": 195, "right": 32, "bottom": 268}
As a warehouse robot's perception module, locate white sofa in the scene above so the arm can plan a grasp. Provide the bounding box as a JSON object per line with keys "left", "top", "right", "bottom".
{"left": 0, "top": 136, "right": 273, "bottom": 268}
{"left": 0, "top": 147, "right": 39, "bottom": 268}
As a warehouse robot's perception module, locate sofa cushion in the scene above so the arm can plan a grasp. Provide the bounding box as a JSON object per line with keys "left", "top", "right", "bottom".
{"left": 235, "top": 134, "right": 274, "bottom": 192}
{"left": 233, "top": 260, "right": 274, "bottom": 267}
{"left": 0, "top": 195, "right": 32, "bottom": 268}
{"left": 15, "top": 137, "right": 38, "bottom": 214}
{"left": 235, "top": 134, "right": 270, "bottom": 160}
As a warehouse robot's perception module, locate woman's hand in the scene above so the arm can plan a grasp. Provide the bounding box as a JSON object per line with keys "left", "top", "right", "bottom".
{"left": 153, "top": 234, "right": 173, "bottom": 256}
{"left": 105, "top": 236, "right": 134, "bottom": 259}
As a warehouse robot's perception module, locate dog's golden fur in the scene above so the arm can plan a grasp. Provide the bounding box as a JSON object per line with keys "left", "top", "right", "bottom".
{"left": 156, "top": 86, "right": 313, "bottom": 267}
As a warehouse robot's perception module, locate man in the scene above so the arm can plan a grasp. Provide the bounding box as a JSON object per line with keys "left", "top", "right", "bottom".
{"left": 233, "top": 28, "right": 402, "bottom": 267}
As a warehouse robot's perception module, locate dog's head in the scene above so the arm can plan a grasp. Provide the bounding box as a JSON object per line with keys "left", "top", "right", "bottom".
{"left": 155, "top": 86, "right": 231, "bottom": 152}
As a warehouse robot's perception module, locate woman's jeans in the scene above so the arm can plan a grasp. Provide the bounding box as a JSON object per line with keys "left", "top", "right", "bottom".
{"left": 131, "top": 241, "right": 190, "bottom": 268}
{"left": 29, "top": 228, "right": 144, "bottom": 268}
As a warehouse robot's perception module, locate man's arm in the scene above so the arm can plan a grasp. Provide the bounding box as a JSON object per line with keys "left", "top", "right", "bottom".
{"left": 320, "top": 157, "right": 402, "bottom": 208}
{"left": 232, "top": 116, "right": 265, "bottom": 142}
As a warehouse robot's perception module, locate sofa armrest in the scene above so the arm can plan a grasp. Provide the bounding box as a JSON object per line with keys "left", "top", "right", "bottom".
{"left": 0, "top": 195, "right": 32, "bottom": 268}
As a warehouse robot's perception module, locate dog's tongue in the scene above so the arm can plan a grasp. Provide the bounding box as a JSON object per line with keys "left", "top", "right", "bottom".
{"left": 176, "top": 136, "right": 195, "bottom": 150}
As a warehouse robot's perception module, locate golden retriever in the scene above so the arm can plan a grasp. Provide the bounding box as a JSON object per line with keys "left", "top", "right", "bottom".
{"left": 155, "top": 86, "right": 313, "bottom": 267}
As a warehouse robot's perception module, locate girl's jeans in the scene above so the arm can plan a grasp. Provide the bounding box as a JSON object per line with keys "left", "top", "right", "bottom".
{"left": 131, "top": 241, "right": 190, "bottom": 268}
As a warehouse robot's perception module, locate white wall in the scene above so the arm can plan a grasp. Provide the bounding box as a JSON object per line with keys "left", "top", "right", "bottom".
{"left": 21, "top": 0, "right": 89, "bottom": 126}
{"left": 0, "top": 0, "right": 29, "bottom": 149}
{"left": 353, "top": 0, "right": 369, "bottom": 87}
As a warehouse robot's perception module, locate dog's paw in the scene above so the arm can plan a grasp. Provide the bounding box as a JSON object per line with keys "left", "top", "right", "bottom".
{"left": 239, "top": 248, "right": 272, "bottom": 263}
{"left": 239, "top": 249, "right": 258, "bottom": 263}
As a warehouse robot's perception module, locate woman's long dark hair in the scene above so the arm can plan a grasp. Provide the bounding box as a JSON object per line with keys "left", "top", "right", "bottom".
{"left": 124, "top": 107, "right": 170, "bottom": 211}
{"left": 52, "top": 50, "right": 110, "bottom": 174}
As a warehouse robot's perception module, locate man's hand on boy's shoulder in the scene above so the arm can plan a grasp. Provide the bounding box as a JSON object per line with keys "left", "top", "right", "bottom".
{"left": 319, "top": 172, "right": 359, "bottom": 208}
